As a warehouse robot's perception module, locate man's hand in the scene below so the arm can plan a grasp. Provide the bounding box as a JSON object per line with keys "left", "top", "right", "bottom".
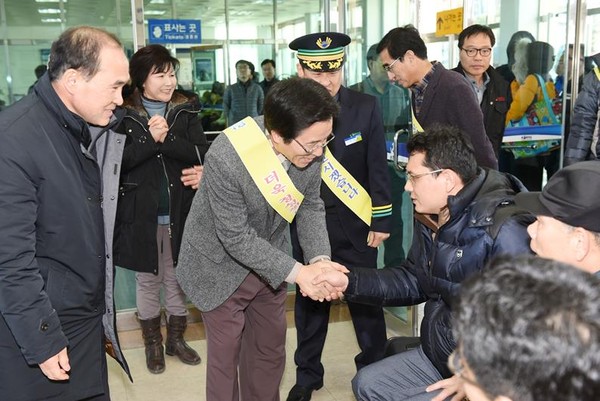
{"left": 181, "top": 165, "right": 203, "bottom": 189}
{"left": 367, "top": 231, "right": 390, "bottom": 248}
{"left": 426, "top": 375, "right": 466, "bottom": 401}
{"left": 312, "top": 268, "right": 350, "bottom": 294}
{"left": 39, "top": 347, "right": 70, "bottom": 381}
{"left": 147, "top": 115, "right": 169, "bottom": 143}
{"left": 295, "top": 260, "right": 348, "bottom": 302}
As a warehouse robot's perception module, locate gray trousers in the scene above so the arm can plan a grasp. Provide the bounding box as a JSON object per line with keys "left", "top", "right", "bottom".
{"left": 202, "top": 272, "right": 287, "bottom": 401}
{"left": 135, "top": 224, "right": 187, "bottom": 320}
{"left": 352, "top": 346, "right": 448, "bottom": 401}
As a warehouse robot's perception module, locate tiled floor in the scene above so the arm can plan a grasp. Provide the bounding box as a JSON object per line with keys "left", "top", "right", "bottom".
{"left": 108, "top": 304, "right": 412, "bottom": 401}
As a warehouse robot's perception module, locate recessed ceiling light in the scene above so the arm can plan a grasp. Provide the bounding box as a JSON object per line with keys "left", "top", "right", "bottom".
{"left": 38, "top": 9, "right": 62, "bottom": 14}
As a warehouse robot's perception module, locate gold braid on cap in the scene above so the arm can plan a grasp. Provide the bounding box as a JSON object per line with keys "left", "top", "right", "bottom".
{"left": 328, "top": 59, "right": 342, "bottom": 70}
{"left": 303, "top": 60, "right": 323, "bottom": 70}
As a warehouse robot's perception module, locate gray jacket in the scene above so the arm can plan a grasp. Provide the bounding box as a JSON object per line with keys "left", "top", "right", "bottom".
{"left": 176, "top": 117, "right": 330, "bottom": 311}
{"left": 223, "top": 81, "right": 264, "bottom": 125}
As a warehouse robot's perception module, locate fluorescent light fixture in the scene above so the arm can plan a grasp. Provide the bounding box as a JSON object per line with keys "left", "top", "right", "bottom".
{"left": 149, "top": 0, "right": 168, "bottom": 3}
{"left": 35, "top": 0, "right": 67, "bottom": 3}
{"left": 144, "top": 10, "right": 167, "bottom": 15}
{"left": 41, "top": 18, "right": 62, "bottom": 23}
{"left": 38, "top": 8, "right": 62, "bottom": 14}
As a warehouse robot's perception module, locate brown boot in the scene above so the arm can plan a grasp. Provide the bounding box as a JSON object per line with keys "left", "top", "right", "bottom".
{"left": 165, "top": 315, "right": 201, "bottom": 365}
{"left": 139, "top": 316, "right": 165, "bottom": 374}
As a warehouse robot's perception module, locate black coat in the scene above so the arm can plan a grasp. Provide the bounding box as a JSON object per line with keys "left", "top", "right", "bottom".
{"left": 324, "top": 86, "right": 392, "bottom": 256}
{"left": 343, "top": 168, "right": 534, "bottom": 377}
{"left": 0, "top": 74, "right": 129, "bottom": 399}
{"left": 114, "top": 90, "right": 209, "bottom": 274}
{"left": 453, "top": 64, "right": 511, "bottom": 157}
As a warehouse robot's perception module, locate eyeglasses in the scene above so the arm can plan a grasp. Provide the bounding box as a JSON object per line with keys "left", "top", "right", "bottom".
{"left": 461, "top": 47, "right": 492, "bottom": 57}
{"left": 384, "top": 57, "right": 402, "bottom": 72}
{"left": 406, "top": 169, "right": 443, "bottom": 183}
{"left": 293, "top": 133, "right": 335, "bottom": 155}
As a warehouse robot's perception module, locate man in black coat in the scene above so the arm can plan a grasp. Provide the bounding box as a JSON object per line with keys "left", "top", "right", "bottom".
{"left": 313, "top": 125, "right": 533, "bottom": 401}
{"left": 452, "top": 24, "right": 511, "bottom": 158}
{"left": 0, "top": 27, "right": 130, "bottom": 400}
{"left": 286, "top": 32, "right": 393, "bottom": 401}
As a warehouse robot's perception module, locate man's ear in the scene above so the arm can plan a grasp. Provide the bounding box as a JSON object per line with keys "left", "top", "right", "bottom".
{"left": 367, "top": 59, "right": 374, "bottom": 72}
{"left": 61, "top": 69, "right": 80, "bottom": 94}
{"left": 270, "top": 129, "right": 283, "bottom": 144}
{"left": 495, "top": 396, "right": 513, "bottom": 401}
{"left": 442, "top": 169, "right": 459, "bottom": 194}
{"left": 296, "top": 63, "right": 304, "bottom": 77}
{"left": 573, "top": 227, "right": 591, "bottom": 262}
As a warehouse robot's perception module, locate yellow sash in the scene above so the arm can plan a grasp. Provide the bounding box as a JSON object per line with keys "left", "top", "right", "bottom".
{"left": 411, "top": 106, "right": 424, "bottom": 133}
{"left": 322, "top": 148, "right": 372, "bottom": 226}
{"left": 224, "top": 117, "right": 304, "bottom": 223}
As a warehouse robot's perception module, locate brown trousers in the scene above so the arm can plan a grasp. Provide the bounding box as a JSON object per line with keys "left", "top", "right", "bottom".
{"left": 202, "top": 272, "right": 287, "bottom": 401}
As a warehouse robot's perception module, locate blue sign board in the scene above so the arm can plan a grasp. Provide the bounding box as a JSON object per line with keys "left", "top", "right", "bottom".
{"left": 148, "top": 19, "right": 201, "bottom": 44}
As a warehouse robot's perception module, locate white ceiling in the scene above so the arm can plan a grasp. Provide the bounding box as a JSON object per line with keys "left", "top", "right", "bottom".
{"left": 4, "top": 0, "right": 321, "bottom": 41}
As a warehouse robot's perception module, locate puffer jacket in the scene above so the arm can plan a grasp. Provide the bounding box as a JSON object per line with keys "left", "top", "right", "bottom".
{"left": 564, "top": 68, "right": 600, "bottom": 165}
{"left": 452, "top": 64, "right": 511, "bottom": 157}
{"left": 343, "top": 168, "right": 534, "bottom": 378}
{"left": 113, "top": 89, "right": 209, "bottom": 274}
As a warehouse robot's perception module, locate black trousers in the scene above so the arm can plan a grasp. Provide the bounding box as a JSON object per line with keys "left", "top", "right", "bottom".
{"left": 290, "top": 211, "right": 387, "bottom": 389}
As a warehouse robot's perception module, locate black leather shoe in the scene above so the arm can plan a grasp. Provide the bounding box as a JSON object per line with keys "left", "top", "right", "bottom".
{"left": 286, "top": 384, "right": 315, "bottom": 401}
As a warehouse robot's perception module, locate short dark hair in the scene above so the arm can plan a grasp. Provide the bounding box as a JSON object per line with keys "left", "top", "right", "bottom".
{"left": 261, "top": 59, "right": 276, "bottom": 68}
{"left": 264, "top": 77, "right": 339, "bottom": 142}
{"left": 235, "top": 59, "right": 252, "bottom": 70}
{"left": 48, "top": 26, "right": 122, "bottom": 81}
{"left": 458, "top": 24, "right": 495, "bottom": 49}
{"left": 34, "top": 64, "right": 47, "bottom": 79}
{"left": 366, "top": 44, "right": 378, "bottom": 61}
{"left": 376, "top": 25, "right": 427, "bottom": 61}
{"left": 129, "top": 44, "right": 179, "bottom": 92}
{"left": 406, "top": 124, "right": 477, "bottom": 184}
{"left": 454, "top": 255, "right": 600, "bottom": 401}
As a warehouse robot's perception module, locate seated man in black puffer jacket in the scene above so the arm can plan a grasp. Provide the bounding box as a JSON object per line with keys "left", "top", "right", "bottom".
{"left": 314, "top": 124, "right": 534, "bottom": 401}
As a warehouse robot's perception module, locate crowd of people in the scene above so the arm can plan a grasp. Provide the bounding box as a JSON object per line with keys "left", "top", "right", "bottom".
{"left": 0, "top": 22, "right": 599, "bottom": 401}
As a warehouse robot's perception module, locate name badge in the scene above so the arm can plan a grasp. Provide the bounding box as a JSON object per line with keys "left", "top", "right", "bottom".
{"left": 344, "top": 132, "right": 362, "bottom": 146}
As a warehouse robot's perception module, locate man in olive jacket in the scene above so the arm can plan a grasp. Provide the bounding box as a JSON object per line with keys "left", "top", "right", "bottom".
{"left": 0, "top": 27, "right": 130, "bottom": 400}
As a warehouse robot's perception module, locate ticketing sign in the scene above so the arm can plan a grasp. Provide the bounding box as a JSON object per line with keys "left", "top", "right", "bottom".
{"left": 148, "top": 19, "right": 201, "bottom": 44}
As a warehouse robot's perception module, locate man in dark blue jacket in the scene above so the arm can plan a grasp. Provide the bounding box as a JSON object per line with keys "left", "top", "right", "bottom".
{"left": 314, "top": 125, "right": 533, "bottom": 401}
{"left": 0, "top": 27, "right": 130, "bottom": 400}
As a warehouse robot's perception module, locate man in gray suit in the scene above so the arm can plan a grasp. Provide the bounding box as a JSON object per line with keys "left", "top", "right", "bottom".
{"left": 176, "top": 77, "right": 347, "bottom": 401}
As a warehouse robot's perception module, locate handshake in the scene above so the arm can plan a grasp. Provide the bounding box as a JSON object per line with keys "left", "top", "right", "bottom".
{"left": 295, "top": 260, "right": 351, "bottom": 302}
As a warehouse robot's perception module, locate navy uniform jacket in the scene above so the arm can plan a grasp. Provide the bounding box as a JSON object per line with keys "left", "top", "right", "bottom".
{"left": 322, "top": 86, "right": 392, "bottom": 258}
